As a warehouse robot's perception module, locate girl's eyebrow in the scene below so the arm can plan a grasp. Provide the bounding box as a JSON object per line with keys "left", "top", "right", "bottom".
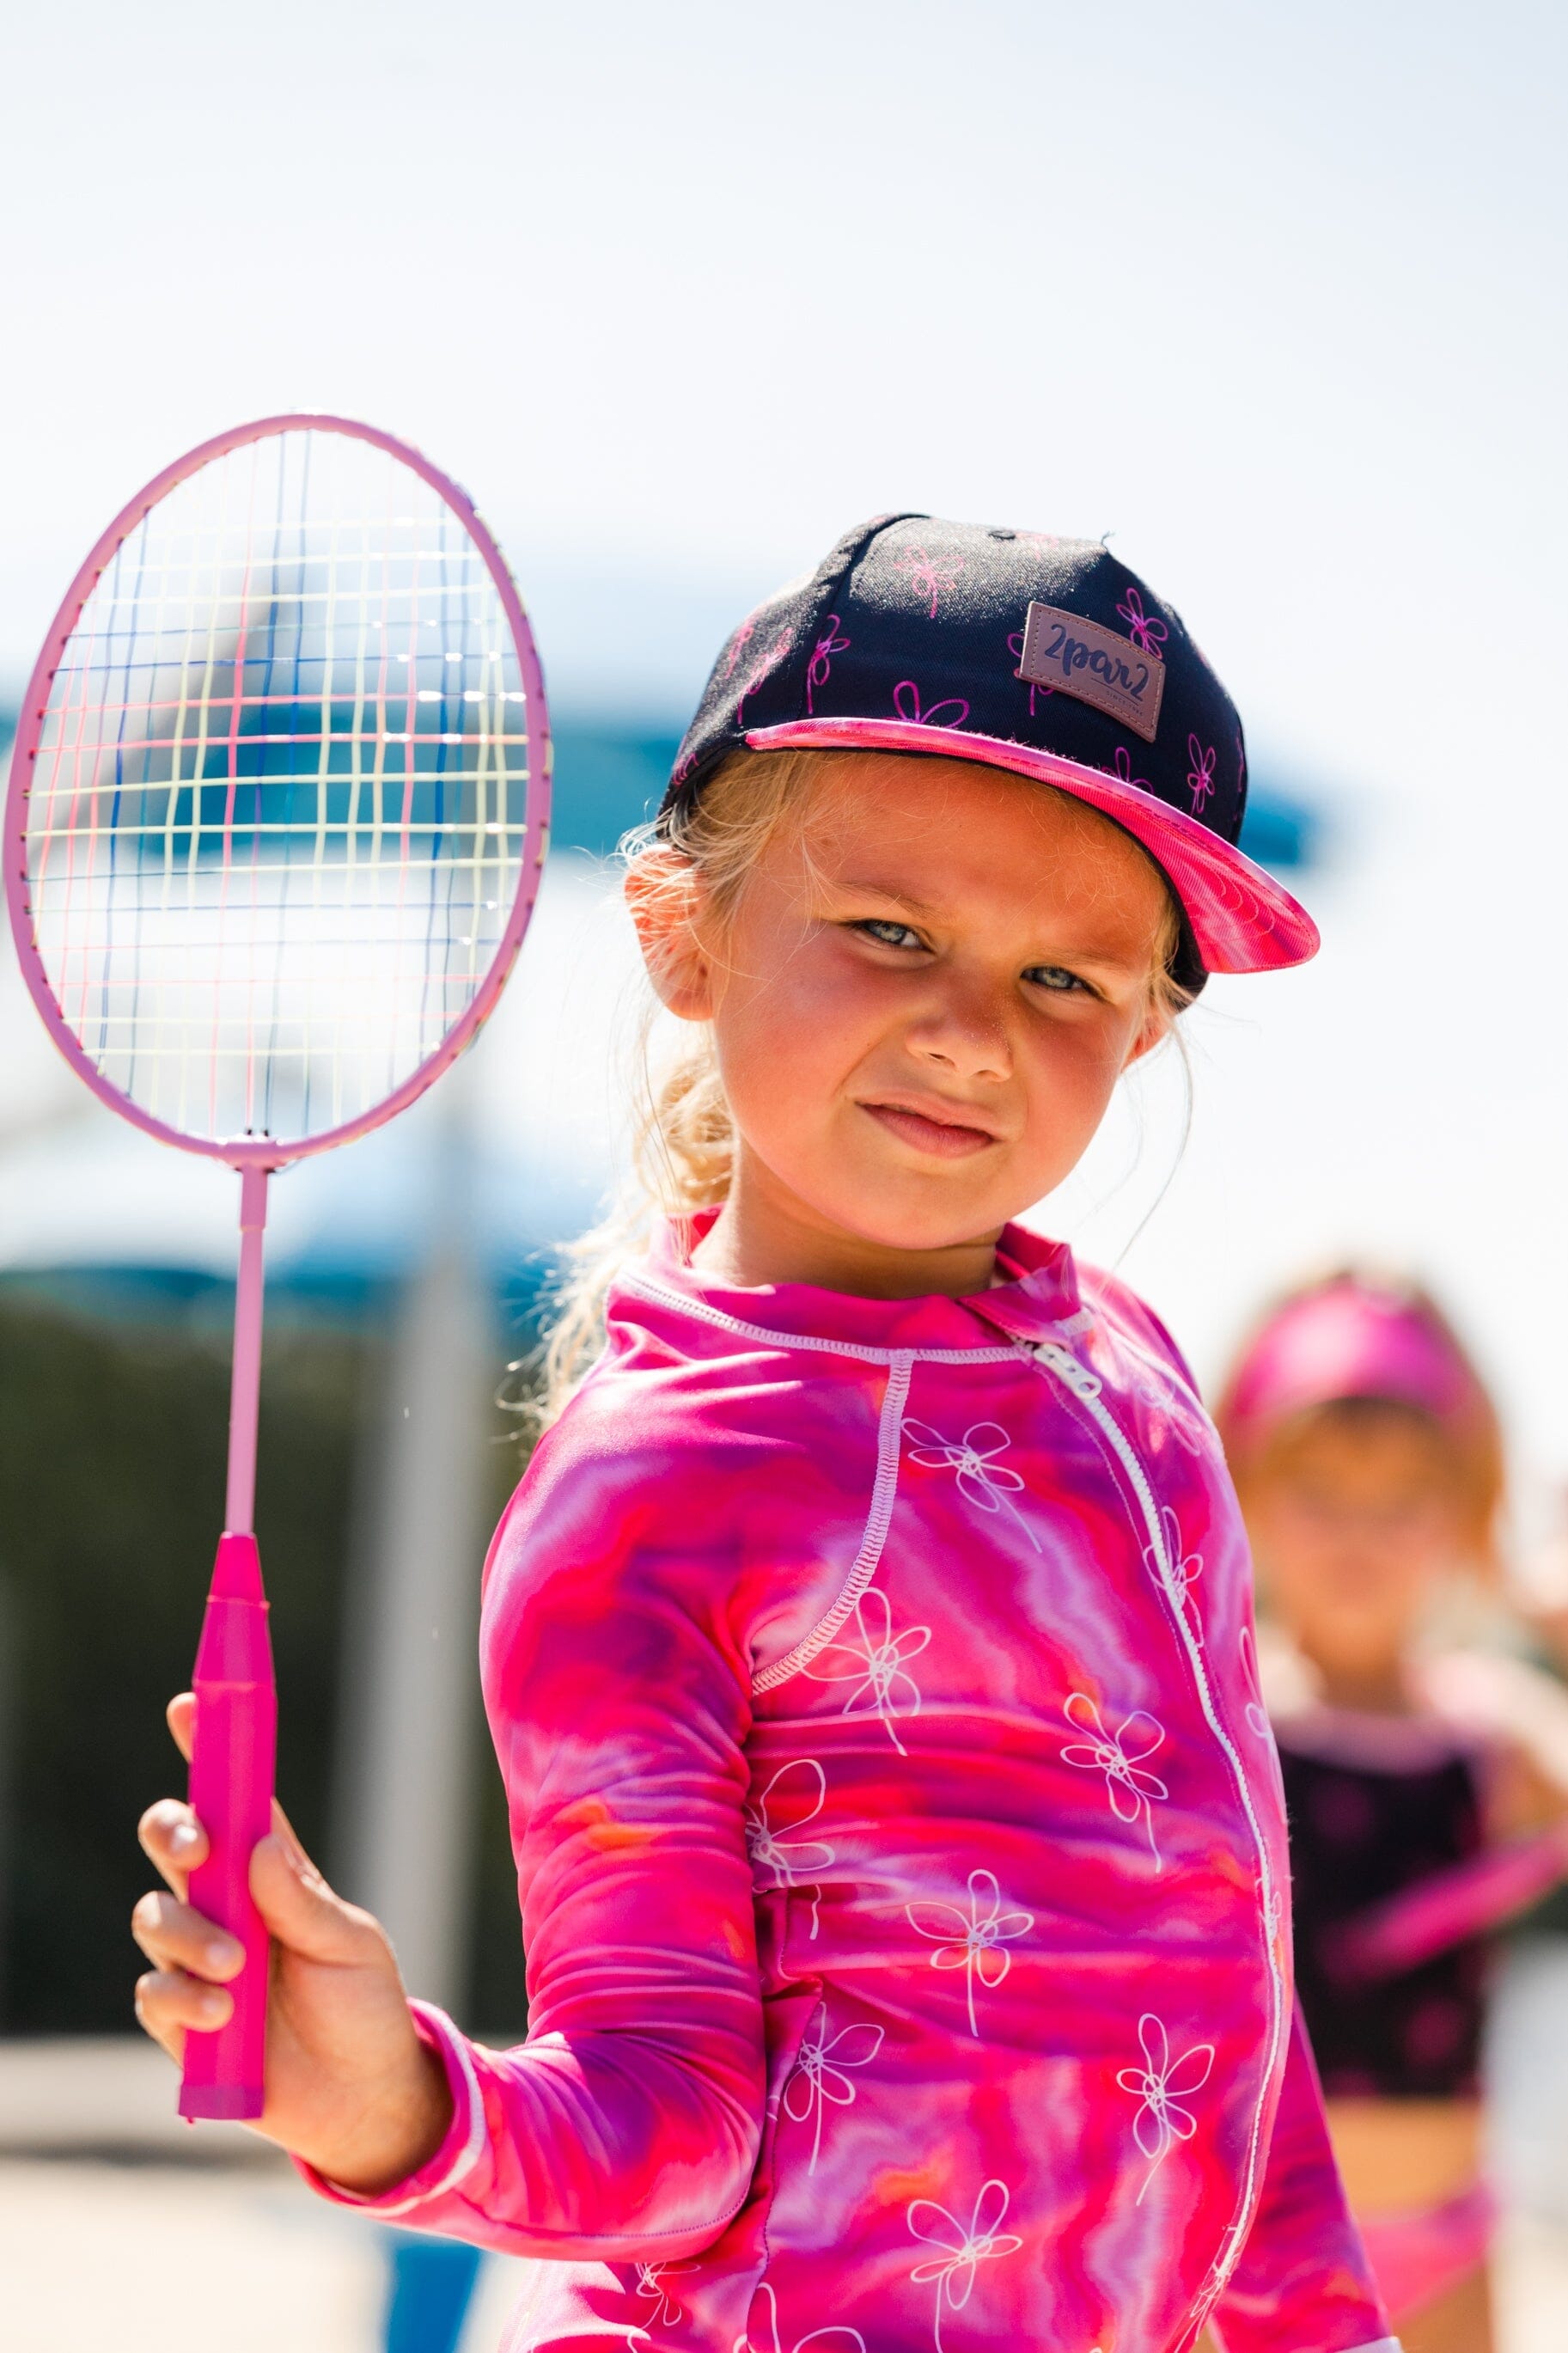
{"left": 833, "top": 878, "right": 942, "bottom": 918}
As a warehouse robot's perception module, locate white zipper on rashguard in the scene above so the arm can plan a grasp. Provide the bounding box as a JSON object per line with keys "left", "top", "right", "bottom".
{"left": 1023, "top": 1336, "right": 1288, "bottom": 2313}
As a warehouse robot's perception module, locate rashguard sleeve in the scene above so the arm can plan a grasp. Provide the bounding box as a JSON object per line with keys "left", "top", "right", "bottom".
{"left": 297, "top": 1434, "right": 768, "bottom": 2260}
{"left": 1211, "top": 2006, "right": 1398, "bottom": 2353}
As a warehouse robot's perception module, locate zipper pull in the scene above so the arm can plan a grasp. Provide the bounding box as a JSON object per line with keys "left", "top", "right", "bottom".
{"left": 1027, "top": 1338, "right": 1103, "bottom": 1400}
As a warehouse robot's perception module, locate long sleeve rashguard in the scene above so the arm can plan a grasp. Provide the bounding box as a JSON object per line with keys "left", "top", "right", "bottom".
{"left": 306, "top": 1220, "right": 1396, "bottom": 2353}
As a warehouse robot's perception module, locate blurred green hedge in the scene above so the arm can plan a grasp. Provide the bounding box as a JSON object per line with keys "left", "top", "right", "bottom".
{"left": 0, "top": 1287, "right": 530, "bottom": 2038}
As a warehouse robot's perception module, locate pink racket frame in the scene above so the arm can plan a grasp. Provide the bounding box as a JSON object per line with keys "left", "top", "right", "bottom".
{"left": 3, "top": 415, "right": 551, "bottom": 2120}
{"left": 3, "top": 411, "right": 552, "bottom": 1176}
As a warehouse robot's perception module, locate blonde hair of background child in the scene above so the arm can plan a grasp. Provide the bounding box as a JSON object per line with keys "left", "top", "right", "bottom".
{"left": 530, "top": 744, "right": 1191, "bottom": 1423}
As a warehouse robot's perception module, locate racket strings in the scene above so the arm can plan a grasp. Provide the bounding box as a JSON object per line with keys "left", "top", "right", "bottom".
{"left": 23, "top": 431, "right": 540, "bottom": 1145}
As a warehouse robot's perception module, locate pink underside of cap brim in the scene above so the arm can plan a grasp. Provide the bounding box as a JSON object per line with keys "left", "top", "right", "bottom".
{"left": 744, "top": 717, "right": 1320, "bottom": 976}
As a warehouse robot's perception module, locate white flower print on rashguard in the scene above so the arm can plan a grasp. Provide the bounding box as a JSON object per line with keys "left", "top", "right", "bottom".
{"left": 744, "top": 1758, "right": 835, "bottom": 1939}
{"left": 733, "top": 2283, "right": 868, "bottom": 2353}
{"left": 1060, "top": 1693, "right": 1169, "bottom": 1868}
{"left": 906, "top": 2178, "right": 1023, "bottom": 2352}
{"left": 1236, "top": 1623, "right": 1270, "bottom": 1739}
{"left": 805, "top": 1586, "right": 930, "bottom": 1755}
{"left": 1144, "top": 1506, "right": 1204, "bottom": 1642}
{"left": 1118, "top": 2014, "right": 1215, "bottom": 2202}
{"left": 636, "top": 2259, "right": 698, "bottom": 2329}
{"left": 783, "top": 2000, "right": 885, "bottom": 2172}
{"left": 902, "top": 1417, "right": 1041, "bottom": 1551}
{"left": 906, "top": 1867, "right": 1034, "bottom": 2036}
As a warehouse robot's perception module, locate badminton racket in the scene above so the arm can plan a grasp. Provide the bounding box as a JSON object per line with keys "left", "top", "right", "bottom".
{"left": 3, "top": 413, "right": 551, "bottom": 2118}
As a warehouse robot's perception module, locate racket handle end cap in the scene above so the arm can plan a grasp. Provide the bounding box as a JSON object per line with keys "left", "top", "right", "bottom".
{"left": 178, "top": 2080, "right": 265, "bottom": 2122}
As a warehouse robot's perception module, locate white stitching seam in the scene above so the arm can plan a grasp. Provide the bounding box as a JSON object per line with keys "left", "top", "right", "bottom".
{"left": 619, "top": 1272, "right": 1022, "bottom": 1366}
{"left": 1024, "top": 1341, "right": 1289, "bottom": 2326}
{"left": 753, "top": 1354, "right": 914, "bottom": 1694}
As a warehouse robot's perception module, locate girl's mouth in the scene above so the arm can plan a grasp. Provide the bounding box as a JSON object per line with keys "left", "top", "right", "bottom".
{"left": 859, "top": 1100, "right": 1000, "bottom": 1160}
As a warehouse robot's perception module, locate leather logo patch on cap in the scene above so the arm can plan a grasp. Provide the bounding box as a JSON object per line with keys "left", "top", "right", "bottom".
{"left": 1016, "top": 601, "right": 1166, "bottom": 743}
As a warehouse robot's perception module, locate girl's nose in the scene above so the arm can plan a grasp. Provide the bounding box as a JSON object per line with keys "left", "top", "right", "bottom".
{"left": 907, "top": 990, "right": 1013, "bottom": 1083}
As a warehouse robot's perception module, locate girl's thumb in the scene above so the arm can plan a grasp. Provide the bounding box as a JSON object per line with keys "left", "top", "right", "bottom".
{"left": 249, "top": 1832, "right": 391, "bottom": 1969}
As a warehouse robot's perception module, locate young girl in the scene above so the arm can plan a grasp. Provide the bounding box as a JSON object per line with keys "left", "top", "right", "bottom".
{"left": 1219, "top": 1272, "right": 1568, "bottom": 2353}
{"left": 131, "top": 517, "right": 1397, "bottom": 2353}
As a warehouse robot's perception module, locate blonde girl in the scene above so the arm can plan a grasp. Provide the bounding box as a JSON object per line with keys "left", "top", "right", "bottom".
{"left": 133, "top": 516, "right": 1396, "bottom": 2353}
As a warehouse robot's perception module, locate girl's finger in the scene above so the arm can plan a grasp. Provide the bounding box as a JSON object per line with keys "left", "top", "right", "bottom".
{"left": 167, "top": 1690, "right": 195, "bottom": 1762}
{"left": 134, "top": 1965, "right": 232, "bottom": 2050}
{"left": 131, "top": 1889, "right": 244, "bottom": 1981}
{"left": 248, "top": 1831, "right": 393, "bottom": 1971}
{"left": 137, "top": 1797, "right": 208, "bottom": 1898}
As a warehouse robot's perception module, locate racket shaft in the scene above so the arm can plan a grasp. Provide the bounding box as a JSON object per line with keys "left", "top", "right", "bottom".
{"left": 180, "top": 1534, "right": 276, "bottom": 2121}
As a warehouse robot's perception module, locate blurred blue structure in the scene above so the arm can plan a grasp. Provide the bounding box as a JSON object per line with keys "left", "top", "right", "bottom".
{"left": 382, "top": 2233, "right": 485, "bottom": 2353}
{"left": 553, "top": 719, "right": 1325, "bottom": 877}
{"left": 546, "top": 718, "right": 1325, "bottom": 873}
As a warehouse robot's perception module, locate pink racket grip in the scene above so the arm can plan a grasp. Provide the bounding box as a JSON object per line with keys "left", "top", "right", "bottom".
{"left": 179, "top": 1533, "right": 277, "bottom": 2122}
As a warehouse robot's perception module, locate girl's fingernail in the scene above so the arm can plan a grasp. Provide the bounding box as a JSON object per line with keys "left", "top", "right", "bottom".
{"left": 206, "top": 1937, "right": 242, "bottom": 1972}
{"left": 170, "top": 1824, "right": 201, "bottom": 1855}
{"left": 198, "top": 1989, "right": 228, "bottom": 2020}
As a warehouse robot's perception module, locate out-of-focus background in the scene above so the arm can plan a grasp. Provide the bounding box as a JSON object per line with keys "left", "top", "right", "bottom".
{"left": 3, "top": 1, "right": 1566, "bottom": 2344}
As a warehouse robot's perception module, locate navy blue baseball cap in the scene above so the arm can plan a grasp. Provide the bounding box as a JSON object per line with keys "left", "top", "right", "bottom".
{"left": 662, "top": 514, "right": 1317, "bottom": 989}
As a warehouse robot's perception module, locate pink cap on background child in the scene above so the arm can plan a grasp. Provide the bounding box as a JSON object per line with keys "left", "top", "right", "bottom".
{"left": 1221, "top": 1274, "right": 1485, "bottom": 1445}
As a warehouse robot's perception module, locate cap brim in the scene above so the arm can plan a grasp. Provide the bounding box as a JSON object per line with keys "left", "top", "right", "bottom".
{"left": 745, "top": 718, "right": 1319, "bottom": 976}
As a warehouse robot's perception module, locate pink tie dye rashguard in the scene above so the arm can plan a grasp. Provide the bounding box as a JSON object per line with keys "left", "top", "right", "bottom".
{"left": 304, "top": 1218, "right": 1396, "bottom": 2353}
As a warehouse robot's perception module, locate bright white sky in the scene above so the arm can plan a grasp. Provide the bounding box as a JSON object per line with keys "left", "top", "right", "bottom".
{"left": 3, "top": 1, "right": 1568, "bottom": 1488}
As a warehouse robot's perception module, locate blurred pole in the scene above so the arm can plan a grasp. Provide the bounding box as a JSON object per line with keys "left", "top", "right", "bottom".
{"left": 331, "top": 1080, "right": 493, "bottom": 2012}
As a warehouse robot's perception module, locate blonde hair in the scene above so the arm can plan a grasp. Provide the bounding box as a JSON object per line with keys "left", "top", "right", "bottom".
{"left": 528, "top": 745, "right": 1190, "bottom": 1424}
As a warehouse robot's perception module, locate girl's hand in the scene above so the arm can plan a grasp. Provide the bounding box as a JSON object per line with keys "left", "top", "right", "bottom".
{"left": 133, "top": 1694, "right": 454, "bottom": 2195}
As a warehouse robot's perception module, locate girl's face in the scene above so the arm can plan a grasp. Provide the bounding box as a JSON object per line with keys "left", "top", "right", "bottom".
{"left": 1246, "top": 1408, "right": 1464, "bottom": 1691}
{"left": 637, "top": 753, "right": 1172, "bottom": 1284}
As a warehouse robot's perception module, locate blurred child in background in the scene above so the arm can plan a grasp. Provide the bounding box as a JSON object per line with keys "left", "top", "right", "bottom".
{"left": 1219, "top": 1272, "right": 1568, "bottom": 2353}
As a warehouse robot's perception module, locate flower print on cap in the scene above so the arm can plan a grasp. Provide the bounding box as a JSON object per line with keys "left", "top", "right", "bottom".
{"left": 892, "top": 679, "right": 970, "bottom": 730}
{"left": 907, "top": 2178, "right": 1023, "bottom": 2353}
{"left": 906, "top": 1867, "right": 1034, "bottom": 2038}
{"left": 1113, "top": 744, "right": 1150, "bottom": 794}
{"left": 783, "top": 1999, "right": 885, "bottom": 2173}
{"left": 805, "top": 1586, "right": 931, "bottom": 1756}
{"left": 735, "top": 632, "right": 794, "bottom": 725}
{"left": 734, "top": 2283, "right": 868, "bottom": 2353}
{"left": 1187, "top": 735, "right": 1217, "bottom": 816}
{"left": 902, "top": 1418, "right": 1041, "bottom": 1554}
{"left": 1007, "top": 626, "right": 1054, "bottom": 718}
{"left": 1115, "top": 584, "right": 1168, "bottom": 659}
{"left": 805, "top": 614, "right": 850, "bottom": 715}
{"left": 719, "top": 615, "right": 756, "bottom": 682}
{"left": 1118, "top": 2014, "right": 1215, "bottom": 2203}
{"left": 892, "top": 542, "right": 965, "bottom": 620}
{"left": 745, "top": 1757, "right": 835, "bottom": 1938}
{"left": 1060, "top": 1693, "right": 1169, "bottom": 1869}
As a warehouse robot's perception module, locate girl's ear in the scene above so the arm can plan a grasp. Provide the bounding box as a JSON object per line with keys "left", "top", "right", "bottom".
{"left": 625, "top": 852, "right": 717, "bottom": 1023}
{"left": 1121, "top": 994, "right": 1175, "bottom": 1071}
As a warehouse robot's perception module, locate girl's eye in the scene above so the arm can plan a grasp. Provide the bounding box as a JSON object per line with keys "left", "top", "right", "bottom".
{"left": 851, "top": 919, "right": 924, "bottom": 950}
{"left": 1025, "top": 964, "right": 1091, "bottom": 994}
